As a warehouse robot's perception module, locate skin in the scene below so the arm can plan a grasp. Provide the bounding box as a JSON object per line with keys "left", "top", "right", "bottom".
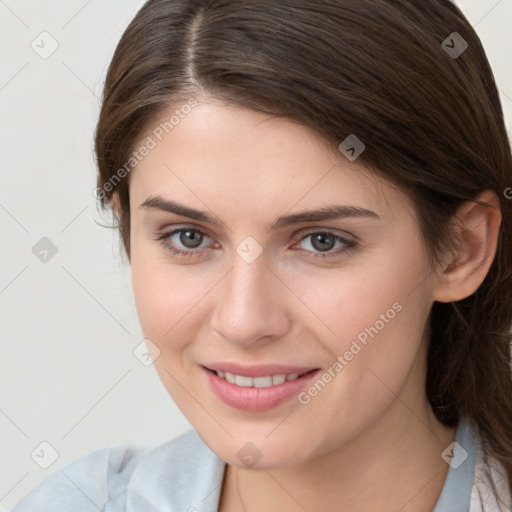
{"left": 114, "top": 97, "right": 501, "bottom": 512}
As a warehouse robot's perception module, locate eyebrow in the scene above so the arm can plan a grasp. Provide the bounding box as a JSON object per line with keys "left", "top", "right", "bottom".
{"left": 139, "top": 195, "right": 382, "bottom": 229}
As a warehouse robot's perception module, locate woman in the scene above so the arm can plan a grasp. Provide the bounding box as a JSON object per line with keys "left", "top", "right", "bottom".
{"left": 11, "top": 0, "right": 512, "bottom": 510}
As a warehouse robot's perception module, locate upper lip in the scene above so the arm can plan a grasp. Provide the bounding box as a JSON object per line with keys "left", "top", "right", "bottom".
{"left": 203, "top": 363, "right": 320, "bottom": 378}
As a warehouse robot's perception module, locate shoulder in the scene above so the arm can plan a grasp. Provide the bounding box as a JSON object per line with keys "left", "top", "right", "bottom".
{"left": 470, "top": 435, "right": 512, "bottom": 512}
{"left": 9, "top": 442, "right": 142, "bottom": 512}
{"left": 9, "top": 429, "right": 218, "bottom": 512}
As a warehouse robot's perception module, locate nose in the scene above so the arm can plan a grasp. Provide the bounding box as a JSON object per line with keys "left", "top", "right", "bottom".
{"left": 210, "top": 252, "right": 291, "bottom": 347}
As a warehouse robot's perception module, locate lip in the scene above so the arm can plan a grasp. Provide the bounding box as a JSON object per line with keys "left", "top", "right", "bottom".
{"left": 203, "top": 362, "right": 318, "bottom": 378}
{"left": 202, "top": 365, "right": 321, "bottom": 412}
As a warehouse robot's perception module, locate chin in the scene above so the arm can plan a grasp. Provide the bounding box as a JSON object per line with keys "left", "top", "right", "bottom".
{"left": 208, "top": 434, "right": 309, "bottom": 470}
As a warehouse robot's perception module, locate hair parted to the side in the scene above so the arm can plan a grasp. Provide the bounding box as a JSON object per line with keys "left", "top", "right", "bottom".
{"left": 94, "top": 0, "right": 512, "bottom": 503}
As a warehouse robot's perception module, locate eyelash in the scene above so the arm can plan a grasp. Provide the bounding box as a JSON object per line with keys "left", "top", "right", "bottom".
{"left": 154, "top": 227, "right": 358, "bottom": 260}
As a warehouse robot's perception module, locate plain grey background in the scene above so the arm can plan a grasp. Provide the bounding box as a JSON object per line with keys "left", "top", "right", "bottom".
{"left": 1, "top": 0, "right": 511, "bottom": 509}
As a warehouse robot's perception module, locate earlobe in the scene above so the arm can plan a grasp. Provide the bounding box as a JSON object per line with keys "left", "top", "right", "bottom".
{"left": 433, "top": 190, "right": 502, "bottom": 303}
{"left": 110, "top": 191, "right": 122, "bottom": 217}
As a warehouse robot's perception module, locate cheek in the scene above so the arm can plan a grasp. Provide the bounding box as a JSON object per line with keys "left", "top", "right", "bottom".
{"left": 130, "top": 251, "right": 219, "bottom": 371}
{"left": 293, "top": 241, "right": 432, "bottom": 389}
{"left": 131, "top": 252, "right": 199, "bottom": 336}
{"left": 131, "top": 258, "right": 169, "bottom": 338}
{"left": 288, "top": 250, "right": 419, "bottom": 345}
{"left": 130, "top": 256, "right": 207, "bottom": 411}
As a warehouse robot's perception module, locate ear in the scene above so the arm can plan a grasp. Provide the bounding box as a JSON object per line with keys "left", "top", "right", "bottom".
{"left": 433, "top": 190, "right": 502, "bottom": 303}
{"left": 110, "top": 191, "right": 122, "bottom": 218}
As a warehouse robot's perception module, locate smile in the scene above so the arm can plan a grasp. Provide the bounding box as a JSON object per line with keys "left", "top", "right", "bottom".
{"left": 203, "top": 366, "right": 321, "bottom": 412}
{"left": 214, "top": 369, "right": 310, "bottom": 387}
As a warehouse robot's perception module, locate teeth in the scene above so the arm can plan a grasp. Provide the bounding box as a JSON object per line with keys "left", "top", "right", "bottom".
{"left": 235, "top": 375, "right": 254, "bottom": 387}
{"left": 215, "top": 370, "right": 306, "bottom": 388}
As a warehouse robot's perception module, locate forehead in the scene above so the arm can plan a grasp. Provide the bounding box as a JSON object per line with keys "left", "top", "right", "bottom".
{"left": 128, "top": 99, "right": 410, "bottom": 222}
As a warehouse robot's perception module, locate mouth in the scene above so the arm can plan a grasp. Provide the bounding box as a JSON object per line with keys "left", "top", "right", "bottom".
{"left": 204, "top": 367, "right": 318, "bottom": 388}
{"left": 203, "top": 365, "right": 322, "bottom": 412}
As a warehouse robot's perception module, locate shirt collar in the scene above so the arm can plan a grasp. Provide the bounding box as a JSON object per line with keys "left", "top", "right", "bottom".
{"left": 433, "top": 415, "right": 477, "bottom": 512}
{"left": 432, "top": 416, "right": 478, "bottom": 512}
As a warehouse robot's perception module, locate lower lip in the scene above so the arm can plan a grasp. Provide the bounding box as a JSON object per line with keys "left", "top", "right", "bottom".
{"left": 203, "top": 366, "right": 320, "bottom": 412}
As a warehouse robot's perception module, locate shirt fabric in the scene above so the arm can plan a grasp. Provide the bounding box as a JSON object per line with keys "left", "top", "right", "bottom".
{"left": 9, "top": 416, "right": 512, "bottom": 512}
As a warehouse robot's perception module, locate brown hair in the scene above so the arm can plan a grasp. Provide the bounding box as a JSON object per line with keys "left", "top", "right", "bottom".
{"left": 94, "top": 0, "right": 512, "bottom": 503}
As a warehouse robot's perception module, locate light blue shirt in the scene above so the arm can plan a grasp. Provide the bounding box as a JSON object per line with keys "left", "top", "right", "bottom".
{"left": 9, "top": 416, "right": 482, "bottom": 511}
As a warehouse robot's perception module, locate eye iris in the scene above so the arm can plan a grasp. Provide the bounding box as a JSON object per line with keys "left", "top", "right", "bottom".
{"left": 311, "top": 233, "right": 335, "bottom": 252}
{"left": 180, "top": 230, "right": 203, "bottom": 249}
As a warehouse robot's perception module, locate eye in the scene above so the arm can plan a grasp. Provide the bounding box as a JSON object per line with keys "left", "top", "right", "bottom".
{"left": 155, "top": 228, "right": 213, "bottom": 257}
{"left": 294, "top": 231, "right": 358, "bottom": 258}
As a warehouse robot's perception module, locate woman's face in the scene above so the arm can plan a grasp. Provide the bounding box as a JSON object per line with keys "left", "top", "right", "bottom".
{"left": 127, "top": 98, "right": 437, "bottom": 469}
